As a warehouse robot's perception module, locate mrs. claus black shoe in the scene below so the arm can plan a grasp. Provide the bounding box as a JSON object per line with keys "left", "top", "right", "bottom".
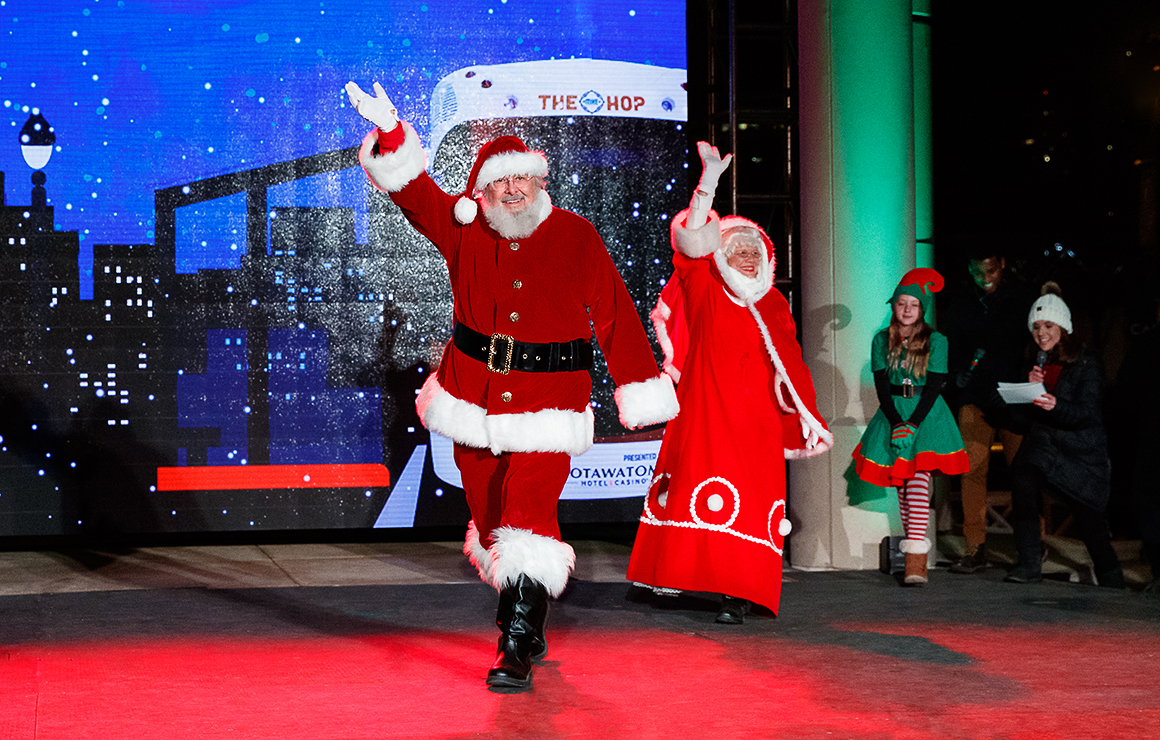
{"left": 715, "top": 594, "right": 748, "bottom": 625}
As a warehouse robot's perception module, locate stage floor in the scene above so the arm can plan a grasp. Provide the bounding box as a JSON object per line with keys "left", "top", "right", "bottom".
{"left": 1, "top": 538, "right": 1158, "bottom": 739}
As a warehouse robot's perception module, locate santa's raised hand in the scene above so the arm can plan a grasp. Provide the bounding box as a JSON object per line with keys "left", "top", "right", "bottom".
{"left": 345, "top": 81, "right": 399, "bottom": 132}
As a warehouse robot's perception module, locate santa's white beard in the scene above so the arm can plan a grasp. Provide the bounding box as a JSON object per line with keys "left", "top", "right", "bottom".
{"left": 482, "top": 190, "right": 549, "bottom": 239}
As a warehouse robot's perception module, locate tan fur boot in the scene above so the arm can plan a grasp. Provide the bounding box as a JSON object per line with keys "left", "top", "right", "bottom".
{"left": 904, "top": 552, "right": 928, "bottom": 586}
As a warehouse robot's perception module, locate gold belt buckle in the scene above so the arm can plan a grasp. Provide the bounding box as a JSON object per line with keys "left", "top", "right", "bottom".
{"left": 487, "top": 333, "right": 515, "bottom": 375}
{"left": 902, "top": 378, "right": 914, "bottom": 399}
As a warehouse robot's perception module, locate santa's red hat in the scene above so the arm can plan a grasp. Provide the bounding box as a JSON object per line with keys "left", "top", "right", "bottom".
{"left": 454, "top": 135, "right": 549, "bottom": 225}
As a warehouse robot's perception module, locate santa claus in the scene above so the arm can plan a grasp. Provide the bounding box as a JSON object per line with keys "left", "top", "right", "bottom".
{"left": 346, "top": 81, "right": 679, "bottom": 689}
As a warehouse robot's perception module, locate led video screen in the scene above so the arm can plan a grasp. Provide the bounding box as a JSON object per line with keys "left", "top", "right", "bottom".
{"left": 0, "top": 0, "right": 687, "bottom": 536}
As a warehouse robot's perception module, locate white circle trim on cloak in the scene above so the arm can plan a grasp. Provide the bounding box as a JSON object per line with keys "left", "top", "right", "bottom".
{"left": 689, "top": 476, "right": 741, "bottom": 528}
{"left": 640, "top": 473, "right": 787, "bottom": 556}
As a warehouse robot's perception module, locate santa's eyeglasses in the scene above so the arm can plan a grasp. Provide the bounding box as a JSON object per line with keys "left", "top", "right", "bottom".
{"left": 490, "top": 175, "right": 534, "bottom": 188}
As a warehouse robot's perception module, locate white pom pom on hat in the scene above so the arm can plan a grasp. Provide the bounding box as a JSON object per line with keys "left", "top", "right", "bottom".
{"left": 778, "top": 518, "right": 792, "bottom": 537}
{"left": 453, "top": 196, "right": 478, "bottom": 225}
{"left": 454, "top": 135, "right": 549, "bottom": 225}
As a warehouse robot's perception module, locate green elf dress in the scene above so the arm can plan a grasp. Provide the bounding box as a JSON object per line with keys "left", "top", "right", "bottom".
{"left": 852, "top": 329, "right": 969, "bottom": 486}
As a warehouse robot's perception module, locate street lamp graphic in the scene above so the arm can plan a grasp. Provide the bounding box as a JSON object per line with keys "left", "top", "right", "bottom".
{"left": 20, "top": 110, "right": 55, "bottom": 208}
{"left": 21, "top": 110, "right": 55, "bottom": 169}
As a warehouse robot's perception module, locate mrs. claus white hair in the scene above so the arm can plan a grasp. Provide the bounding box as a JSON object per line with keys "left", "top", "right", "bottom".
{"left": 721, "top": 225, "right": 764, "bottom": 258}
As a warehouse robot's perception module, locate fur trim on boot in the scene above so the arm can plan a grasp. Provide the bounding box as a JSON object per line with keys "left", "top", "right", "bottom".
{"left": 463, "top": 520, "right": 495, "bottom": 587}
{"left": 489, "top": 526, "right": 575, "bottom": 598}
{"left": 899, "top": 537, "right": 931, "bottom": 555}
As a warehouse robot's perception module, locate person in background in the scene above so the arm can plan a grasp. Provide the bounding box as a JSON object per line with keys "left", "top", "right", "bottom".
{"left": 626, "top": 143, "right": 832, "bottom": 624}
{"left": 1004, "top": 284, "right": 1124, "bottom": 588}
{"left": 853, "top": 269, "right": 969, "bottom": 586}
{"left": 345, "top": 80, "right": 679, "bottom": 689}
{"left": 943, "top": 249, "right": 1034, "bottom": 574}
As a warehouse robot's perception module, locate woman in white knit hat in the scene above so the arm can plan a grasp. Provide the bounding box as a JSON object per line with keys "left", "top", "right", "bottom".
{"left": 1004, "top": 282, "right": 1124, "bottom": 587}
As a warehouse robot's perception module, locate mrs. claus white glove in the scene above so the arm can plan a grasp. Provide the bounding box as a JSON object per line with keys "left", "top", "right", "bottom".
{"left": 688, "top": 141, "right": 733, "bottom": 229}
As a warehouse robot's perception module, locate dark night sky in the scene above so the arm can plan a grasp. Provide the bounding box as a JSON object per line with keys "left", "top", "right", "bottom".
{"left": 931, "top": 0, "right": 1160, "bottom": 297}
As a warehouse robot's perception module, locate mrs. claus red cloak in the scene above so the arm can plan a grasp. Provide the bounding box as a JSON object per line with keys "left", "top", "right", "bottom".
{"left": 626, "top": 210, "right": 832, "bottom": 614}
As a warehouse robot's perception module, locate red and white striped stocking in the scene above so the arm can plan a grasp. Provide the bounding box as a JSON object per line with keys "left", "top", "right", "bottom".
{"left": 898, "top": 471, "right": 932, "bottom": 542}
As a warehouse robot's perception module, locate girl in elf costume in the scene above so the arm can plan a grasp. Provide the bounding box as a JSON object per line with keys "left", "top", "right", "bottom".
{"left": 852, "top": 269, "right": 969, "bottom": 586}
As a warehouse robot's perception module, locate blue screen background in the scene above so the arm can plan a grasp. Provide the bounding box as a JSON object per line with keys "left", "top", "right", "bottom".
{"left": 2, "top": 0, "right": 684, "bottom": 290}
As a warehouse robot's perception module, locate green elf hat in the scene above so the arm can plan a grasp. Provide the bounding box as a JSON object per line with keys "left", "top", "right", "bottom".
{"left": 888, "top": 267, "right": 945, "bottom": 314}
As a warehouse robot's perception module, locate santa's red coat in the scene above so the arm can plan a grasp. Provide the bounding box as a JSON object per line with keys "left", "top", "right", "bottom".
{"left": 358, "top": 123, "right": 678, "bottom": 457}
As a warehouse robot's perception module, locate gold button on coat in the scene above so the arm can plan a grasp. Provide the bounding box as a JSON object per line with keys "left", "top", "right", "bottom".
{"left": 510, "top": 312, "right": 520, "bottom": 322}
{"left": 509, "top": 242, "right": 520, "bottom": 251}
{"left": 512, "top": 279, "right": 522, "bottom": 289}
{"left": 501, "top": 392, "right": 512, "bottom": 402}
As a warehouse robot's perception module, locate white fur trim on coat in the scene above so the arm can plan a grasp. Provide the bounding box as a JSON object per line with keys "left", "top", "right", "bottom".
{"left": 486, "top": 405, "right": 594, "bottom": 456}
{"left": 649, "top": 299, "right": 681, "bottom": 383}
{"left": 744, "top": 301, "right": 834, "bottom": 460}
{"left": 489, "top": 526, "right": 575, "bottom": 597}
{"left": 416, "top": 375, "right": 491, "bottom": 449}
{"left": 614, "top": 374, "right": 680, "bottom": 430}
{"left": 672, "top": 209, "right": 721, "bottom": 259}
{"left": 899, "top": 537, "right": 931, "bottom": 555}
{"left": 358, "top": 121, "right": 427, "bottom": 193}
{"left": 416, "top": 374, "right": 595, "bottom": 456}
{"left": 713, "top": 246, "right": 772, "bottom": 304}
{"left": 463, "top": 520, "right": 495, "bottom": 587}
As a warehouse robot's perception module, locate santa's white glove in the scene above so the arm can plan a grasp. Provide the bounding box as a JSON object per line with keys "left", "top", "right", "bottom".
{"left": 345, "top": 81, "right": 399, "bottom": 132}
{"left": 688, "top": 141, "right": 733, "bottom": 229}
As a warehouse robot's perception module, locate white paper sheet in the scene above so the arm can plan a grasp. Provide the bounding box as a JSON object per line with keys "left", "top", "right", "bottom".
{"left": 997, "top": 381, "right": 1047, "bottom": 404}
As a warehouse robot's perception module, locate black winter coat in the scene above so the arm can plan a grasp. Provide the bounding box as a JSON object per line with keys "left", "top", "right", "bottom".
{"left": 1012, "top": 354, "right": 1110, "bottom": 511}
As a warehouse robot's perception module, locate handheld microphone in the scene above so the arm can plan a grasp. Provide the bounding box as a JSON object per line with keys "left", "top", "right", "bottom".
{"left": 1036, "top": 349, "right": 1047, "bottom": 368}
{"left": 956, "top": 348, "right": 985, "bottom": 388}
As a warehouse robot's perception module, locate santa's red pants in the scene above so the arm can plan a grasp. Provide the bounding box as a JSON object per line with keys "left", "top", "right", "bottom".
{"left": 453, "top": 443, "right": 571, "bottom": 544}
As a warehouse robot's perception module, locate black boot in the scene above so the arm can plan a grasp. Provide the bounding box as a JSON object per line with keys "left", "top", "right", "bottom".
{"left": 715, "top": 594, "right": 748, "bottom": 624}
{"left": 1004, "top": 521, "right": 1044, "bottom": 584}
{"left": 486, "top": 575, "right": 549, "bottom": 690}
{"left": 495, "top": 580, "right": 550, "bottom": 661}
{"left": 949, "top": 542, "right": 987, "bottom": 574}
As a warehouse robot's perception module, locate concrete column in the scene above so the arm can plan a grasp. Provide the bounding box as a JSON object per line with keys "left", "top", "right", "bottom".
{"left": 913, "top": 0, "right": 935, "bottom": 271}
{"left": 792, "top": 0, "right": 926, "bottom": 570}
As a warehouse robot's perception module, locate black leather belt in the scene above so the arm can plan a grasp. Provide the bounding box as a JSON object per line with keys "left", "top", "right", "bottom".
{"left": 453, "top": 322, "right": 594, "bottom": 375}
{"left": 891, "top": 383, "right": 924, "bottom": 398}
